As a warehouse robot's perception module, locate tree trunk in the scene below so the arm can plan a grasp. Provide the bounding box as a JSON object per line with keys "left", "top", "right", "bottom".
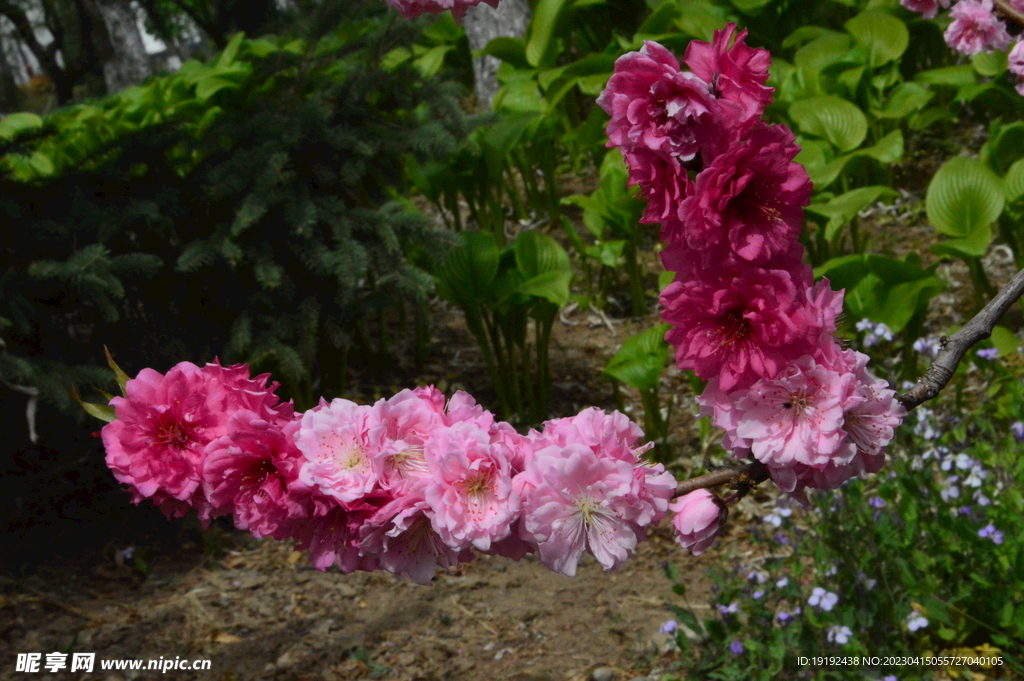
{"left": 461, "top": 0, "right": 530, "bottom": 109}
{"left": 94, "top": 0, "right": 150, "bottom": 93}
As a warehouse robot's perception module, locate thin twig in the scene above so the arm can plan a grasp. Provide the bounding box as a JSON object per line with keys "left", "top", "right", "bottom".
{"left": 994, "top": 0, "right": 1024, "bottom": 30}
{"left": 674, "top": 265, "right": 1024, "bottom": 497}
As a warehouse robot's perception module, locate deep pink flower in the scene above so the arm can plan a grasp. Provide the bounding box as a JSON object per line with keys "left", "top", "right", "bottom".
{"left": 1010, "top": 42, "right": 1024, "bottom": 96}
{"left": 660, "top": 263, "right": 822, "bottom": 391}
{"left": 516, "top": 444, "right": 651, "bottom": 576}
{"left": 598, "top": 41, "right": 720, "bottom": 165}
{"left": 684, "top": 23, "right": 773, "bottom": 128}
{"left": 733, "top": 356, "right": 850, "bottom": 469}
{"left": 623, "top": 149, "right": 692, "bottom": 228}
{"left": 202, "top": 414, "right": 310, "bottom": 539}
{"left": 384, "top": 0, "right": 498, "bottom": 23}
{"left": 358, "top": 493, "right": 471, "bottom": 584}
{"left": 675, "top": 123, "right": 810, "bottom": 265}
{"left": 944, "top": 0, "right": 1012, "bottom": 55}
{"left": 900, "top": 0, "right": 950, "bottom": 19}
{"left": 423, "top": 421, "right": 519, "bottom": 551}
{"left": 295, "top": 398, "right": 378, "bottom": 503}
{"left": 102, "top": 361, "right": 288, "bottom": 518}
{"left": 669, "top": 489, "right": 727, "bottom": 555}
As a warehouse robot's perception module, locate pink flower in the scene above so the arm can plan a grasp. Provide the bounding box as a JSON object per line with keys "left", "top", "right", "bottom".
{"left": 669, "top": 489, "right": 727, "bottom": 555}
{"left": 733, "top": 356, "right": 850, "bottom": 469}
{"left": 660, "top": 263, "right": 821, "bottom": 391}
{"left": 944, "top": 0, "right": 1012, "bottom": 55}
{"left": 358, "top": 493, "right": 471, "bottom": 584}
{"left": 598, "top": 41, "right": 720, "bottom": 165}
{"left": 102, "top": 361, "right": 289, "bottom": 518}
{"left": 900, "top": 0, "right": 950, "bottom": 19}
{"left": 384, "top": 0, "right": 498, "bottom": 24}
{"left": 675, "top": 124, "right": 810, "bottom": 265}
{"left": 369, "top": 387, "right": 447, "bottom": 487}
{"left": 295, "top": 398, "right": 378, "bottom": 503}
{"left": 423, "top": 421, "right": 520, "bottom": 551}
{"left": 202, "top": 414, "right": 310, "bottom": 539}
{"left": 1010, "top": 41, "right": 1024, "bottom": 96}
{"left": 516, "top": 444, "right": 650, "bottom": 576}
{"left": 623, "top": 149, "right": 692, "bottom": 229}
{"left": 684, "top": 23, "right": 774, "bottom": 129}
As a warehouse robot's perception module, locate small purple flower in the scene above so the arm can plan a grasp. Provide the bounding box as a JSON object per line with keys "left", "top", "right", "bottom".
{"left": 827, "top": 625, "right": 852, "bottom": 645}
{"left": 1012, "top": 421, "right": 1024, "bottom": 442}
{"left": 752, "top": 590, "right": 765, "bottom": 600}
{"left": 777, "top": 611, "right": 791, "bottom": 623}
{"left": 913, "top": 336, "right": 940, "bottom": 359}
{"left": 776, "top": 577, "right": 789, "bottom": 588}
{"left": 718, "top": 601, "right": 739, "bottom": 615}
{"left": 883, "top": 676, "right": 898, "bottom": 681}
{"left": 660, "top": 619, "right": 678, "bottom": 634}
{"left": 868, "top": 496, "right": 886, "bottom": 509}
{"left": 978, "top": 524, "right": 1004, "bottom": 544}
{"left": 729, "top": 640, "right": 745, "bottom": 655}
{"left": 976, "top": 347, "right": 999, "bottom": 360}
{"left": 907, "top": 611, "right": 928, "bottom": 632}
{"left": 776, "top": 533, "right": 789, "bottom": 545}
{"left": 808, "top": 587, "right": 838, "bottom": 612}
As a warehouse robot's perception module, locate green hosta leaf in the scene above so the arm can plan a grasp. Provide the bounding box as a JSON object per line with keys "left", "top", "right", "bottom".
{"left": 517, "top": 270, "right": 572, "bottom": 307}
{"left": 782, "top": 26, "right": 843, "bottom": 50}
{"left": 794, "top": 34, "right": 853, "bottom": 94}
{"left": 915, "top": 65, "right": 976, "bottom": 86}
{"left": 926, "top": 156, "right": 1004, "bottom": 238}
{"left": 493, "top": 79, "right": 545, "bottom": 113}
{"left": 603, "top": 324, "right": 671, "bottom": 391}
{"left": 413, "top": 45, "right": 453, "bottom": 78}
{"left": 861, "top": 128, "right": 903, "bottom": 163}
{"left": 845, "top": 10, "right": 908, "bottom": 66}
{"left": 930, "top": 226, "right": 993, "bottom": 258}
{"left": 980, "top": 121, "right": 1024, "bottom": 175}
{"left": 0, "top": 112, "right": 43, "bottom": 140}
{"left": 1005, "top": 158, "right": 1024, "bottom": 204}
{"left": 216, "top": 32, "right": 245, "bottom": 68}
{"left": 873, "top": 82, "right": 933, "bottom": 119}
{"left": 790, "top": 96, "right": 867, "bottom": 152}
{"left": 514, "top": 230, "right": 570, "bottom": 279}
{"left": 672, "top": 4, "right": 728, "bottom": 42}
{"left": 195, "top": 75, "right": 237, "bottom": 101}
{"left": 731, "top": 0, "right": 771, "bottom": 13}
{"left": 436, "top": 231, "right": 500, "bottom": 310}
{"left": 806, "top": 185, "right": 898, "bottom": 240}
{"left": 972, "top": 49, "right": 1008, "bottom": 76}
{"left": 525, "top": 0, "right": 573, "bottom": 67}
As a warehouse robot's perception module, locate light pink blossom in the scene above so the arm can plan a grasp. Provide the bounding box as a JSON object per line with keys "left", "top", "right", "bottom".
{"left": 900, "top": 0, "right": 950, "bottom": 19}
{"left": 423, "top": 421, "right": 520, "bottom": 551}
{"left": 675, "top": 123, "right": 810, "bottom": 265}
{"left": 516, "top": 444, "right": 650, "bottom": 576}
{"left": 669, "top": 489, "right": 727, "bottom": 555}
{"left": 944, "top": 0, "right": 1012, "bottom": 55}
{"left": 369, "top": 387, "right": 446, "bottom": 487}
{"left": 358, "top": 493, "right": 471, "bottom": 584}
{"left": 384, "top": 0, "right": 498, "bottom": 24}
{"left": 598, "top": 41, "right": 720, "bottom": 165}
{"left": 295, "top": 398, "right": 378, "bottom": 503}
{"left": 684, "top": 23, "right": 774, "bottom": 128}
{"left": 1010, "top": 41, "right": 1024, "bottom": 96}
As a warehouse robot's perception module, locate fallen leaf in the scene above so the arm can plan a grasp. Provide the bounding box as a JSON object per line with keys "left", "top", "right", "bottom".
{"left": 213, "top": 632, "right": 241, "bottom": 644}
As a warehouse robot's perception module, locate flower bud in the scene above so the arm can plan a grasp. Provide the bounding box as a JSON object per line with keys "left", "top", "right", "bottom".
{"left": 669, "top": 489, "right": 727, "bottom": 555}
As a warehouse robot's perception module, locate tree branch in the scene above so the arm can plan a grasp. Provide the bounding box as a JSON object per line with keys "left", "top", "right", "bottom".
{"left": 674, "top": 264, "right": 1024, "bottom": 497}
{"left": 993, "top": 0, "right": 1024, "bottom": 31}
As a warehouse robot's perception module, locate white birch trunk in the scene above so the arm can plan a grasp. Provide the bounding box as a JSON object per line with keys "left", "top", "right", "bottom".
{"left": 96, "top": 0, "right": 151, "bottom": 94}
{"left": 462, "top": 0, "right": 530, "bottom": 109}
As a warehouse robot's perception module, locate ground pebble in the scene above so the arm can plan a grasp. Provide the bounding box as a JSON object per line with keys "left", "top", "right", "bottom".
{"left": 591, "top": 667, "right": 616, "bottom": 681}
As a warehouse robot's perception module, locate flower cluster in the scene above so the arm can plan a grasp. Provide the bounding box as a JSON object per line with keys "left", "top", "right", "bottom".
{"left": 598, "top": 26, "right": 905, "bottom": 510}
{"left": 383, "top": 0, "right": 498, "bottom": 23}
{"left": 902, "top": 0, "right": 1024, "bottom": 96}
{"left": 102, "top": 363, "right": 676, "bottom": 583}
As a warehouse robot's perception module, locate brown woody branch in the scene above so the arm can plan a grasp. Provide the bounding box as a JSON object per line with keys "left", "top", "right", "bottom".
{"left": 674, "top": 265, "right": 1024, "bottom": 498}
{"left": 994, "top": 0, "right": 1024, "bottom": 31}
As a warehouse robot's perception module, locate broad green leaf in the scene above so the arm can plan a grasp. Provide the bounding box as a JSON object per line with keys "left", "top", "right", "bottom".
{"left": 782, "top": 27, "right": 843, "bottom": 50}
{"left": 980, "top": 121, "right": 1024, "bottom": 175}
{"left": 930, "top": 227, "right": 993, "bottom": 258}
{"left": 845, "top": 10, "right": 908, "bottom": 66}
{"left": 195, "top": 75, "right": 237, "bottom": 101}
{"left": 518, "top": 270, "right": 572, "bottom": 307}
{"left": 672, "top": 5, "right": 728, "bottom": 42}
{"left": 216, "top": 32, "right": 246, "bottom": 69}
{"left": 0, "top": 112, "right": 43, "bottom": 140}
{"left": 790, "top": 96, "right": 868, "bottom": 152}
{"left": 926, "top": 156, "right": 1004, "bottom": 238}
{"left": 972, "top": 49, "right": 1008, "bottom": 76}
{"left": 806, "top": 185, "right": 898, "bottom": 240}
{"left": 436, "top": 231, "right": 500, "bottom": 310}
{"left": 514, "top": 230, "right": 570, "bottom": 279}
{"left": 413, "top": 45, "right": 453, "bottom": 78}
{"left": 480, "top": 37, "right": 530, "bottom": 69}
{"left": 525, "top": 0, "right": 573, "bottom": 67}
{"left": 990, "top": 325, "right": 1018, "bottom": 357}
{"left": 585, "top": 240, "right": 626, "bottom": 268}
{"left": 860, "top": 128, "right": 903, "bottom": 163}
{"left": 794, "top": 34, "right": 853, "bottom": 77}
{"left": 731, "top": 0, "right": 771, "bottom": 13}
{"left": 915, "top": 65, "right": 976, "bottom": 86}
{"left": 872, "top": 82, "right": 933, "bottom": 119}
{"left": 603, "top": 324, "right": 671, "bottom": 391}
{"left": 1005, "top": 158, "right": 1024, "bottom": 204}
{"left": 493, "top": 79, "right": 545, "bottom": 113}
